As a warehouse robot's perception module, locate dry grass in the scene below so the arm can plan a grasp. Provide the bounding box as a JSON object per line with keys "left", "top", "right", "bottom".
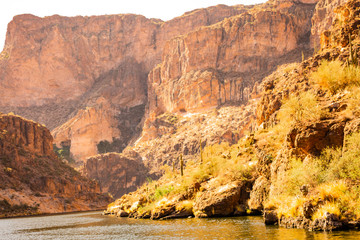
{"left": 311, "top": 60, "right": 360, "bottom": 94}
{"left": 312, "top": 202, "right": 341, "bottom": 220}
{"left": 176, "top": 200, "right": 194, "bottom": 212}
{"left": 277, "top": 91, "right": 324, "bottom": 126}
{"left": 317, "top": 181, "right": 347, "bottom": 202}
{"left": 267, "top": 196, "right": 307, "bottom": 218}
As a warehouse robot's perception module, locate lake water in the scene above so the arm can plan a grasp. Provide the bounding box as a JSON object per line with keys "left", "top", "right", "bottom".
{"left": 1, "top": 211, "right": 360, "bottom": 239}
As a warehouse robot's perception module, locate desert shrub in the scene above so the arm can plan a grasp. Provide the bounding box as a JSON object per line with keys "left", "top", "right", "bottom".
{"left": 311, "top": 60, "right": 360, "bottom": 94}
{"left": 316, "top": 147, "right": 342, "bottom": 169}
{"left": 338, "top": 185, "right": 360, "bottom": 220}
{"left": 282, "top": 158, "right": 323, "bottom": 196}
{"left": 152, "top": 185, "right": 174, "bottom": 201}
{"left": 277, "top": 91, "right": 323, "bottom": 127}
{"left": 346, "top": 87, "right": 360, "bottom": 116}
{"left": 53, "top": 144, "right": 75, "bottom": 163}
{"left": 325, "top": 131, "right": 360, "bottom": 181}
{"left": 97, "top": 140, "right": 112, "bottom": 154}
{"left": 97, "top": 138, "right": 124, "bottom": 154}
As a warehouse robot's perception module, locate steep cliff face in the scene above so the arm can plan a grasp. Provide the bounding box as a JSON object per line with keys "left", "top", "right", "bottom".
{"left": 0, "top": 4, "right": 251, "bottom": 162}
{"left": 144, "top": 0, "right": 316, "bottom": 140}
{"left": 0, "top": 113, "right": 111, "bottom": 218}
{"left": 52, "top": 99, "right": 121, "bottom": 162}
{"left": 310, "top": 0, "right": 348, "bottom": 47}
{"left": 0, "top": 5, "right": 250, "bottom": 121}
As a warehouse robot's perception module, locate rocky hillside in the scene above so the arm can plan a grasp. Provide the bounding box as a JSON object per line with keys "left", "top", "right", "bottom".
{"left": 0, "top": 113, "right": 111, "bottom": 218}
{"left": 105, "top": 0, "right": 360, "bottom": 231}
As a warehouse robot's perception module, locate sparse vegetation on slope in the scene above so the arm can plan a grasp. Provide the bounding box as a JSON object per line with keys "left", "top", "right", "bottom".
{"left": 106, "top": 139, "right": 257, "bottom": 219}
{"left": 311, "top": 60, "right": 360, "bottom": 93}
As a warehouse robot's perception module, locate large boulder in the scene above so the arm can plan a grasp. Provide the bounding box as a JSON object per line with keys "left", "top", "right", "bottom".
{"left": 193, "top": 180, "right": 251, "bottom": 217}
{"left": 287, "top": 120, "right": 346, "bottom": 156}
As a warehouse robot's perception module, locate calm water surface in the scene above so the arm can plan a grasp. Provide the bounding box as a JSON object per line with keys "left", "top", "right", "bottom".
{"left": 0, "top": 211, "right": 359, "bottom": 240}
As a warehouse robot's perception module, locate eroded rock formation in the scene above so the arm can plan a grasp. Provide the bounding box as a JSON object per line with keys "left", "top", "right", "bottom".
{"left": 0, "top": 113, "right": 111, "bottom": 217}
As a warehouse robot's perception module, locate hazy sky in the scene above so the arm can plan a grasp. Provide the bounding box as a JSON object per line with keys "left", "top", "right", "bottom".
{"left": 0, "top": 0, "right": 266, "bottom": 50}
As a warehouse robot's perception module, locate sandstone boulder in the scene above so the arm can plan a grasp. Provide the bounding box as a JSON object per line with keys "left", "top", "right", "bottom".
{"left": 287, "top": 120, "right": 346, "bottom": 155}
{"left": 248, "top": 176, "right": 270, "bottom": 211}
{"left": 193, "top": 181, "right": 251, "bottom": 217}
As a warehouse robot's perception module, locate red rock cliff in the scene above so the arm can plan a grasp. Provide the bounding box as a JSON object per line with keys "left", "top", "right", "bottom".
{"left": 0, "top": 4, "right": 251, "bottom": 162}
{"left": 143, "top": 0, "right": 316, "bottom": 141}
{"left": 0, "top": 113, "right": 111, "bottom": 217}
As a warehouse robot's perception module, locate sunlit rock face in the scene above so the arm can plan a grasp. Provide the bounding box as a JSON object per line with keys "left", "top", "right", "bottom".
{"left": 0, "top": 5, "right": 250, "bottom": 162}
{"left": 144, "top": 0, "right": 316, "bottom": 141}
{"left": 310, "top": 0, "right": 348, "bottom": 48}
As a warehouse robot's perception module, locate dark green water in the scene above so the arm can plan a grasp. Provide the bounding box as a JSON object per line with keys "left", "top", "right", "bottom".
{"left": 0, "top": 211, "right": 360, "bottom": 239}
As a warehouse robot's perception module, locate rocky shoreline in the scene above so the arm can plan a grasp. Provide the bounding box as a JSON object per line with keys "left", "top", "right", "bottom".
{"left": 104, "top": 203, "right": 360, "bottom": 232}
{"left": 264, "top": 210, "right": 360, "bottom": 231}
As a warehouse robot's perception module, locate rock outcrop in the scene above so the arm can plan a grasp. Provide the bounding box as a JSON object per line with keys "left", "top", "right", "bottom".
{"left": 310, "top": 0, "right": 348, "bottom": 48}
{"left": 52, "top": 99, "right": 121, "bottom": 162}
{"left": 0, "top": 113, "right": 111, "bottom": 218}
{"left": 287, "top": 120, "right": 346, "bottom": 156}
{"left": 193, "top": 180, "right": 251, "bottom": 218}
{"left": 84, "top": 151, "right": 158, "bottom": 198}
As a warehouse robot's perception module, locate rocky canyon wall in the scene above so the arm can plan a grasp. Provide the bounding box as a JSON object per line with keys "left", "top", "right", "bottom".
{"left": 310, "top": 0, "right": 349, "bottom": 48}
{"left": 143, "top": 0, "right": 317, "bottom": 142}
{"left": 0, "top": 4, "right": 251, "bottom": 162}
{"left": 0, "top": 113, "right": 110, "bottom": 217}
{"left": 1, "top": 0, "right": 352, "bottom": 204}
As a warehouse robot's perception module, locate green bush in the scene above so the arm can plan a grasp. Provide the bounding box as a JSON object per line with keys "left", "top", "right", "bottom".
{"left": 97, "top": 138, "right": 124, "bottom": 154}
{"left": 152, "top": 185, "right": 174, "bottom": 201}
{"left": 281, "top": 158, "right": 323, "bottom": 196}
